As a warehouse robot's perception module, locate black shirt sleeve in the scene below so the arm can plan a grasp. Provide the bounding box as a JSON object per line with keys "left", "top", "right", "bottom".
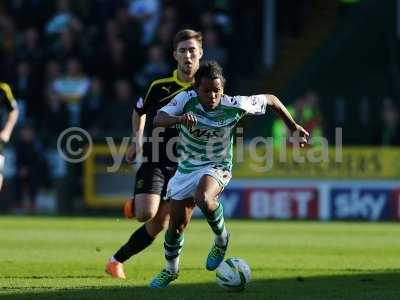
{"left": 134, "top": 81, "right": 160, "bottom": 116}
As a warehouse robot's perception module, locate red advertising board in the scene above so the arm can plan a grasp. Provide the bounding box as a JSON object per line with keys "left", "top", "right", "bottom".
{"left": 242, "top": 188, "right": 319, "bottom": 219}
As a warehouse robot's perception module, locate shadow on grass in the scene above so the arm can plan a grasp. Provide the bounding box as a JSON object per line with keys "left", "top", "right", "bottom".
{"left": 1, "top": 272, "right": 400, "bottom": 300}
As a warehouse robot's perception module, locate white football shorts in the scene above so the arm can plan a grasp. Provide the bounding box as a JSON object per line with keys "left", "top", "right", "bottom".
{"left": 166, "top": 165, "right": 232, "bottom": 200}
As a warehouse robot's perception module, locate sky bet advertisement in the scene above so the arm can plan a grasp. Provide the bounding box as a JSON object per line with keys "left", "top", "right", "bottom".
{"left": 213, "top": 182, "right": 400, "bottom": 221}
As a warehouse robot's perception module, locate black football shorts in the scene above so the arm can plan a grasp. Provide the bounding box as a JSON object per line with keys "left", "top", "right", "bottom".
{"left": 134, "top": 162, "right": 177, "bottom": 199}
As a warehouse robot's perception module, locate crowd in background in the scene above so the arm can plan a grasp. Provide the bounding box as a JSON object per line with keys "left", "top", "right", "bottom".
{"left": 0, "top": 0, "right": 236, "bottom": 211}
{"left": 0, "top": 0, "right": 234, "bottom": 144}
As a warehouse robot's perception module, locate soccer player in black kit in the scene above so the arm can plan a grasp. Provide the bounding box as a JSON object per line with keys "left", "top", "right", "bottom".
{"left": 106, "top": 29, "right": 203, "bottom": 279}
{"left": 0, "top": 82, "right": 19, "bottom": 191}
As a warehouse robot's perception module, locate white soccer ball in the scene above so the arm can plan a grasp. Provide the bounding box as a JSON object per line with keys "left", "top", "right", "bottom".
{"left": 216, "top": 258, "right": 251, "bottom": 292}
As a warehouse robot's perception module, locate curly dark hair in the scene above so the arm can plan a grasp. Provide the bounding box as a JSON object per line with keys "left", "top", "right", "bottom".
{"left": 194, "top": 60, "right": 225, "bottom": 87}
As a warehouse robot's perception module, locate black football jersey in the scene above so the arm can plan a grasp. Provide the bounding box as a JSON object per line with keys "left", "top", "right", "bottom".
{"left": 134, "top": 70, "right": 192, "bottom": 165}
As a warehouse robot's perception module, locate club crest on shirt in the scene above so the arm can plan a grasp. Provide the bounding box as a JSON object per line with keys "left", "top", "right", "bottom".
{"left": 136, "top": 97, "right": 144, "bottom": 109}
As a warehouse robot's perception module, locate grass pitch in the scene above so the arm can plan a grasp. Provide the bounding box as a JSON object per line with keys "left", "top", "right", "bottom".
{"left": 0, "top": 216, "right": 399, "bottom": 300}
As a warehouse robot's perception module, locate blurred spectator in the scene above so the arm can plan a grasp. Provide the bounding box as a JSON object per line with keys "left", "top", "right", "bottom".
{"left": 115, "top": 5, "right": 142, "bottom": 48}
{"left": 156, "top": 5, "right": 177, "bottom": 54}
{"left": 154, "top": 22, "right": 176, "bottom": 57}
{"left": 41, "top": 89, "right": 69, "bottom": 145}
{"left": 271, "top": 91, "right": 324, "bottom": 148}
{"left": 80, "top": 77, "right": 105, "bottom": 137}
{"left": 44, "top": 60, "right": 62, "bottom": 90}
{"left": 53, "top": 58, "right": 90, "bottom": 126}
{"left": 15, "top": 28, "right": 43, "bottom": 65}
{"left": 98, "top": 80, "right": 134, "bottom": 137}
{"left": 296, "top": 91, "right": 324, "bottom": 144}
{"left": 134, "top": 44, "right": 169, "bottom": 90}
{"left": 11, "top": 61, "right": 36, "bottom": 123}
{"left": 104, "top": 19, "right": 122, "bottom": 43}
{"left": 100, "top": 36, "right": 132, "bottom": 82}
{"left": 0, "top": 9, "right": 17, "bottom": 73}
{"left": 45, "top": 0, "right": 82, "bottom": 36}
{"left": 8, "top": 0, "right": 47, "bottom": 29}
{"left": 212, "top": 0, "right": 232, "bottom": 35}
{"left": 14, "top": 61, "right": 32, "bottom": 99}
{"left": 14, "top": 123, "right": 46, "bottom": 214}
{"left": 272, "top": 105, "right": 296, "bottom": 148}
{"left": 127, "top": 0, "right": 161, "bottom": 45}
{"left": 49, "top": 29, "right": 82, "bottom": 61}
{"left": 202, "top": 29, "right": 227, "bottom": 66}
{"left": 114, "top": 6, "right": 142, "bottom": 72}
{"left": 86, "top": 0, "right": 119, "bottom": 25}
{"left": 374, "top": 98, "right": 400, "bottom": 145}
{"left": 200, "top": 11, "right": 217, "bottom": 31}
{"left": 162, "top": 5, "right": 178, "bottom": 25}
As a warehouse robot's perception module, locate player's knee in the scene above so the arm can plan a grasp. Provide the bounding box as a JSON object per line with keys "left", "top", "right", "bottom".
{"left": 194, "top": 191, "right": 215, "bottom": 211}
{"left": 136, "top": 210, "right": 157, "bottom": 222}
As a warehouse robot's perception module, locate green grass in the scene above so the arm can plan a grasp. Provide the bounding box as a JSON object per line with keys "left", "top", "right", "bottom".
{"left": 0, "top": 217, "right": 399, "bottom": 300}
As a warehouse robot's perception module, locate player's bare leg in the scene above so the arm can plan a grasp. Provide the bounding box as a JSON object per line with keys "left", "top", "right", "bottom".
{"left": 124, "top": 193, "right": 164, "bottom": 221}
{"left": 150, "top": 198, "right": 195, "bottom": 288}
{"left": 134, "top": 194, "right": 161, "bottom": 222}
{"left": 145, "top": 199, "right": 170, "bottom": 237}
{"left": 195, "top": 175, "right": 229, "bottom": 270}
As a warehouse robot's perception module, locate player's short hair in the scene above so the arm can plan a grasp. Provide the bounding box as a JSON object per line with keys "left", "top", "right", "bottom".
{"left": 173, "top": 29, "right": 203, "bottom": 49}
{"left": 194, "top": 61, "right": 226, "bottom": 87}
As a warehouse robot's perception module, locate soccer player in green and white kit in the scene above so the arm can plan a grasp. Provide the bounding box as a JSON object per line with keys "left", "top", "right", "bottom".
{"left": 150, "top": 61, "right": 309, "bottom": 288}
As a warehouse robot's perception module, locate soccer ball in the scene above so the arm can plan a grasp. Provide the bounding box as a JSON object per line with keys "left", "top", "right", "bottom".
{"left": 216, "top": 258, "right": 251, "bottom": 292}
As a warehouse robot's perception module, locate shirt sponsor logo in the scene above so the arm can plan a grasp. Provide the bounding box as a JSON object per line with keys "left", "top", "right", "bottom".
{"left": 189, "top": 128, "right": 224, "bottom": 138}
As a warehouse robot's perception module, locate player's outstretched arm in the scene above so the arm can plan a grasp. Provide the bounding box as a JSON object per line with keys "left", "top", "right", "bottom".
{"left": 154, "top": 111, "right": 197, "bottom": 128}
{"left": 266, "top": 94, "right": 309, "bottom": 147}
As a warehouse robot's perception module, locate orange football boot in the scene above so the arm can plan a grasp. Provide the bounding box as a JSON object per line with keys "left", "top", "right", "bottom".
{"left": 123, "top": 197, "right": 135, "bottom": 219}
{"left": 105, "top": 261, "right": 126, "bottom": 279}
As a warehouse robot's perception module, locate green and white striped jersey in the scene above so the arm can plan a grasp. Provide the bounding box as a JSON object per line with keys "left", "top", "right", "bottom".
{"left": 160, "top": 90, "right": 268, "bottom": 173}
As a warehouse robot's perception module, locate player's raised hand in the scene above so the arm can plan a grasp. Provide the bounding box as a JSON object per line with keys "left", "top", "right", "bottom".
{"left": 291, "top": 124, "right": 309, "bottom": 148}
{"left": 180, "top": 113, "right": 197, "bottom": 129}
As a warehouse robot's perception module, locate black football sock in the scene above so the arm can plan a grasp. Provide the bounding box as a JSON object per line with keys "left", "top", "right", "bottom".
{"left": 113, "top": 224, "right": 155, "bottom": 263}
